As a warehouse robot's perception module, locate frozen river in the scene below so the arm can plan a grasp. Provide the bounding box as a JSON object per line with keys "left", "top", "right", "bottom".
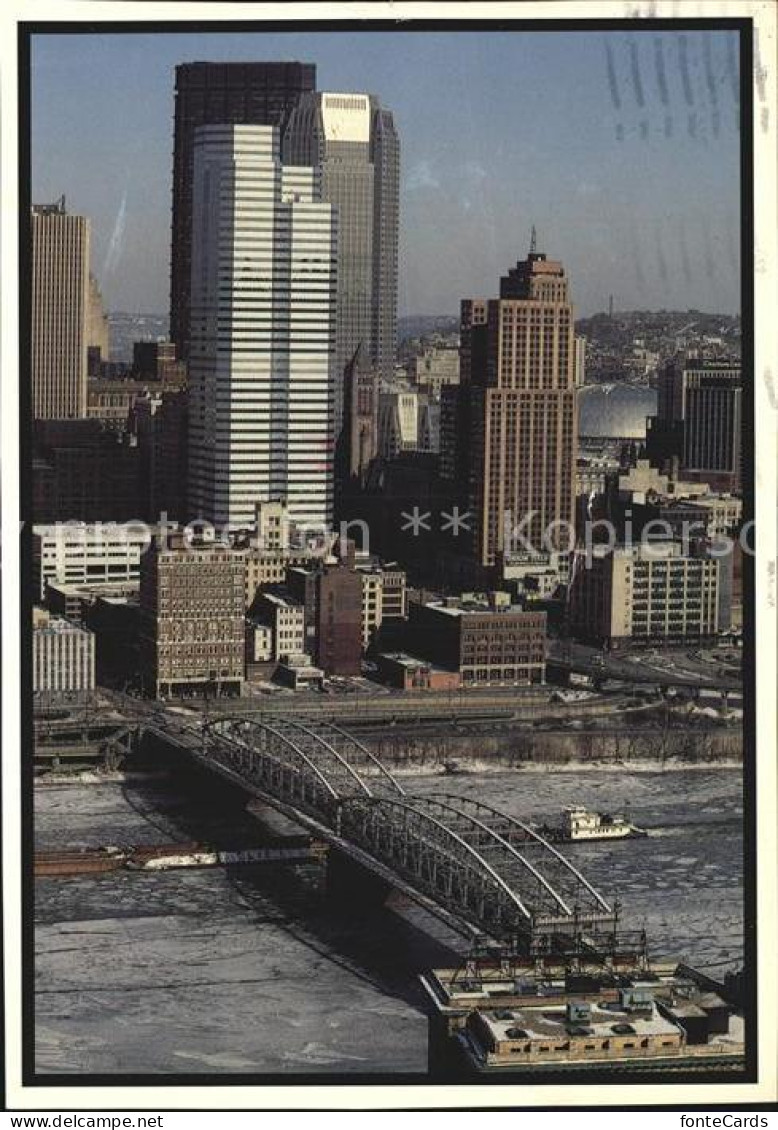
{"left": 34, "top": 765, "right": 743, "bottom": 1075}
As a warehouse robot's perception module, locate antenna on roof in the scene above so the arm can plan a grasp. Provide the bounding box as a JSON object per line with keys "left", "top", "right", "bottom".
{"left": 529, "top": 224, "right": 537, "bottom": 255}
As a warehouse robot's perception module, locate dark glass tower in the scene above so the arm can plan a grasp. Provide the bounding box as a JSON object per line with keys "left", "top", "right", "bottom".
{"left": 170, "top": 61, "right": 316, "bottom": 359}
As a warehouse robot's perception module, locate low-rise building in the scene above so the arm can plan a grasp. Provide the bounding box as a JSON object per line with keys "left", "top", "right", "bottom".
{"left": 423, "top": 962, "right": 744, "bottom": 1079}
{"left": 408, "top": 594, "right": 546, "bottom": 687}
{"left": 497, "top": 551, "right": 568, "bottom": 600}
{"left": 33, "top": 616, "right": 95, "bottom": 700}
{"left": 569, "top": 541, "right": 724, "bottom": 646}
{"left": 33, "top": 521, "right": 152, "bottom": 602}
{"left": 356, "top": 562, "right": 408, "bottom": 648}
{"left": 274, "top": 653, "right": 325, "bottom": 690}
{"left": 286, "top": 543, "right": 365, "bottom": 676}
{"left": 253, "top": 589, "right": 306, "bottom": 662}
{"left": 376, "top": 652, "right": 461, "bottom": 692}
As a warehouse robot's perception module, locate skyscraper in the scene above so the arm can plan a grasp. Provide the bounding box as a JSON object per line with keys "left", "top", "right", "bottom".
{"left": 647, "top": 360, "right": 742, "bottom": 492}
{"left": 170, "top": 61, "right": 316, "bottom": 360}
{"left": 459, "top": 242, "right": 578, "bottom": 568}
{"left": 283, "top": 91, "right": 400, "bottom": 420}
{"left": 31, "top": 200, "right": 90, "bottom": 419}
{"left": 187, "top": 124, "right": 337, "bottom": 531}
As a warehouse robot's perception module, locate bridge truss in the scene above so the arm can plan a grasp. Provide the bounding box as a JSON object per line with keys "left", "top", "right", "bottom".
{"left": 195, "top": 714, "right": 633, "bottom": 959}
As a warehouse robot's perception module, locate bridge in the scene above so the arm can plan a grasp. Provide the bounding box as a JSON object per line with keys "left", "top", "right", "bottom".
{"left": 136, "top": 707, "right": 642, "bottom": 963}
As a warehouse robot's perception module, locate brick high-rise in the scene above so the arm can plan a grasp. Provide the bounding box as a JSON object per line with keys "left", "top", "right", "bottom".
{"left": 457, "top": 241, "right": 578, "bottom": 567}
{"left": 170, "top": 61, "right": 316, "bottom": 360}
{"left": 31, "top": 200, "right": 90, "bottom": 419}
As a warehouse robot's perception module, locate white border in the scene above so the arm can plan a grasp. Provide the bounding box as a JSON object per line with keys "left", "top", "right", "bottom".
{"left": 2, "top": 0, "right": 776, "bottom": 1110}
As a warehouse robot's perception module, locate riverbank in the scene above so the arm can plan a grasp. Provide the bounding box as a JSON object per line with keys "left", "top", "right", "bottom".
{"left": 364, "top": 727, "right": 743, "bottom": 774}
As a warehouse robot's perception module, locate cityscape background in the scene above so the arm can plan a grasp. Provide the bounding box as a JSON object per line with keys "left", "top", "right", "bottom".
{"left": 31, "top": 29, "right": 741, "bottom": 321}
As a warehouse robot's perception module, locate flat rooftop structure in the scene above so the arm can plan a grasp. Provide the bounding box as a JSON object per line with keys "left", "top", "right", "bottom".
{"left": 257, "top": 589, "right": 304, "bottom": 611}
{"left": 378, "top": 651, "right": 453, "bottom": 674}
{"left": 479, "top": 1000, "right": 680, "bottom": 1044}
{"left": 423, "top": 961, "right": 745, "bottom": 1077}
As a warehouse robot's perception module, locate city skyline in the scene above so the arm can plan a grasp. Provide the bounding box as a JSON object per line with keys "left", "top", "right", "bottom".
{"left": 31, "top": 28, "right": 742, "bottom": 321}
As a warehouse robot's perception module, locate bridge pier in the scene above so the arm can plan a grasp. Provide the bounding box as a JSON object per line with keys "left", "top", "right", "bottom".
{"left": 325, "top": 848, "right": 391, "bottom": 911}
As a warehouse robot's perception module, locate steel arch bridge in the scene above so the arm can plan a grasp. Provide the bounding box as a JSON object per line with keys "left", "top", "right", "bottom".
{"left": 190, "top": 714, "right": 624, "bottom": 957}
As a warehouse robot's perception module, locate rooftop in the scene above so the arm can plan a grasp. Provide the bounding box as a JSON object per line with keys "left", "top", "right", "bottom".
{"left": 480, "top": 1000, "right": 679, "bottom": 1043}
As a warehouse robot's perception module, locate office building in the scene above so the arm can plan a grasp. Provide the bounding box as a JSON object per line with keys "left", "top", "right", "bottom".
{"left": 170, "top": 60, "right": 316, "bottom": 359}
{"left": 456, "top": 243, "right": 578, "bottom": 568}
{"left": 86, "top": 379, "right": 150, "bottom": 427}
{"left": 139, "top": 534, "right": 246, "bottom": 697}
{"left": 33, "top": 616, "right": 95, "bottom": 699}
{"left": 647, "top": 361, "right": 742, "bottom": 492}
{"left": 187, "top": 124, "right": 337, "bottom": 529}
{"left": 569, "top": 542, "right": 724, "bottom": 645}
{"left": 130, "top": 388, "right": 189, "bottom": 522}
{"left": 87, "top": 274, "right": 111, "bottom": 365}
{"left": 408, "top": 595, "right": 546, "bottom": 687}
{"left": 357, "top": 562, "right": 408, "bottom": 648}
{"left": 286, "top": 544, "right": 364, "bottom": 675}
{"left": 253, "top": 588, "right": 306, "bottom": 661}
{"left": 31, "top": 200, "right": 90, "bottom": 419}
{"left": 32, "top": 420, "right": 142, "bottom": 524}
{"left": 33, "top": 521, "right": 152, "bottom": 602}
{"left": 131, "top": 340, "right": 187, "bottom": 387}
{"left": 410, "top": 346, "right": 460, "bottom": 398}
{"left": 316, "top": 560, "right": 363, "bottom": 675}
{"left": 378, "top": 389, "right": 419, "bottom": 458}
{"left": 284, "top": 91, "right": 400, "bottom": 420}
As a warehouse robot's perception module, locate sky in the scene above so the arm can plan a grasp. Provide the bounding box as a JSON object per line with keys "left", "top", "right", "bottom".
{"left": 30, "top": 28, "right": 742, "bottom": 319}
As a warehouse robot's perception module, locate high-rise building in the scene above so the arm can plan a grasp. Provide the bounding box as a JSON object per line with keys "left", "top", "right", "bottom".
{"left": 284, "top": 91, "right": 400, "bottom": 419}
{"left": 456, "top": 243, "right": 578, "bottom": 568}
{"left": 187, "top": 124, "right": 338, "bottom": 530}
{"left": 87, "top": 274, "right": 111, "bottom": 365}
{"left": 139, "top": 533, "right": 246, "bottom": 698}
{"left": 170, "top": 60, "right": 316, "bottom": 360}
{"left": 31, "top": 200, "right": 90, "bottom": 419}
{"left": 647, "top": 360, "right": 742, "bottom": 492}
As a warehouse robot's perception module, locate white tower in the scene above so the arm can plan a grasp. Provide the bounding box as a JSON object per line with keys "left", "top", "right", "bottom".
{"left": 188, "top": 124, "right": 338, "bottom": 530}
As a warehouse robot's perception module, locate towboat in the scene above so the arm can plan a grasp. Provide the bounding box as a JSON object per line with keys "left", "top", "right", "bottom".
{"left": 536, "top": 806, "right": 648, "bottom": 843}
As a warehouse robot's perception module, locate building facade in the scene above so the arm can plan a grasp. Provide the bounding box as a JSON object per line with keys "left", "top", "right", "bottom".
{"left": 410, "top": 346, "right": 460, "bottom": 398}
{"left": 170, "top": 60, "right": 316, "bottom": 360}
{"left": 253, "top": 589, "right": 306, "bottom": 662}
{"left": 339, "top": 344, "right": 379, "bottom": 484}
{"left": 456, "top": 246, "right": 578, "bottom": 567}
{"left": 33, "top": 521, "right": 152, "bottom": 602}
{"left": 316, "top": 562, "right": 363, "bottom": 675}
{"left": 569, "top": 542, "right": 723, "bottom": 645}
{"left": 187, "top": 124, "right": 338, "bottom": 530}
{"left": 408, "top": 596, "right": 547, "bottom": 687}
{"left": 378, "top": 390, "right": 419, "bottom": 458}
{"left": 32, "top": 420, "right": 142, "bottom": 524}
{"left": 33, "top": 617, "right": 95, "bottom": 699}
{"left": 31, "top": 200, "right": 90, "bottom": 419}
{"left": 284, "top": 91, "right": 400, "bottom": 419}
{"left": 139, "top": 535, "right": 246, "bottom": 697}
{"left": 647, "top": 361, "right": 742, "bottom": 492}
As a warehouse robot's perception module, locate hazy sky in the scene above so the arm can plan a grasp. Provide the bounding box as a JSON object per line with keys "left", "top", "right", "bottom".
{"left": 31, "top": 28, "right": 742, "bottom": 319}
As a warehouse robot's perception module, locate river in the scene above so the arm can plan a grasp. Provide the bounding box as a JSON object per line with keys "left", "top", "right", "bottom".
{"left": 34, "top": 765, "right": 742, "bottom": 1075}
